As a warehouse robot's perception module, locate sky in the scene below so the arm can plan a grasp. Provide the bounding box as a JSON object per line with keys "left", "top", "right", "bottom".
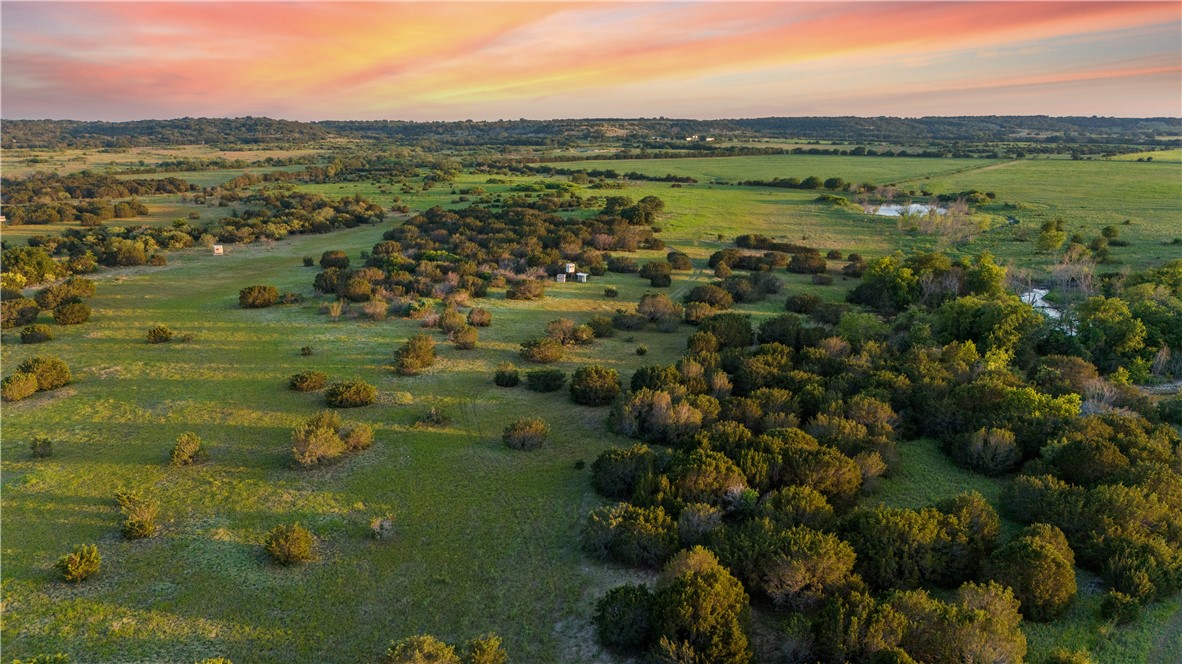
{"left": 2, "top": 1, "right": 1180, "bottom": 121}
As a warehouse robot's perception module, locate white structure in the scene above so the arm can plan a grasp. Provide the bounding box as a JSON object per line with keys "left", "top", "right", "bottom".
{"left": 212, "top": 244, "right": 224, "bottom": 255}
{"left": 564, "top": 262, "right": 577, "bottom": 274}
{"left": 555, "top": 273, "right": 567, "bottom": 283}
{"left": 575, "top": 272, "right": 589, "bottom": 283}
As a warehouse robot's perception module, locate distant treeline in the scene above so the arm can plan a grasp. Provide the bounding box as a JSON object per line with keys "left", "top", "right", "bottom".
{"left": 4, "top": 116, "right": 1180, "bottom": 148}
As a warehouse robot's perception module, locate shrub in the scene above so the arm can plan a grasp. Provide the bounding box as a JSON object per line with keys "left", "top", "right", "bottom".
{"left": 289, "top": 371, "right": 328, "bottom": 392}
{"left": 984, "top": 523, "right": 1076, "bottom": 621}
{"left": 683, "top": 302, "right": 714, "bottom": 325}
{"left": 146, "top": 325, "right": 173, "bottom": 344}
{"left": 1, "top": 373, "right": 39, "bottom": 402}
{"left": 34, "top": 277, "right": 95, "bottom": 310}
{"left": 594, "top": 584, "right": 654, "bottom": 653}
{"left": 1100, "top": 590, "right": 1141, "bottom": 624}
{"left": 685, "top": 284, "right": 733, "bottom": 309}
{"left": 636, "top": 344, "right": 648, "bottom": 356}
{"left": 612, "top": 311, "right": 648, "bottom": 331}
{"left": 264, "top": 523, "right": 315, "bottom": 565}
{"left": 520, "top": 337, "right": 564, "bottom": 363}
{"left": 56, "top": 544, "right": 101, "bottom": 582}
{"left": 439, "top": 310, "right": 466, "bottom": 334}
{"left": 394, "top": 333, "right": 437, "bottom": 375}
{"left": 699, "top": 312, "right": 754, "bottom": 348}
{"left": 342, "top": 423, "right": 374, "bottom": 452}
{"left": 17, "top": 355, "right": 71, "bottom": 391}
{"left": 785, "top": 293, "right": 821, "bottom": 313}
{"left": 2, "top": 297, "right": 40, "bottom": 329}
{"left": 668, "top": 251, "right": 693, "bottom": 270}
{"left": 587, "top": 315, "right": 615, "bottom": 338}
{"left": 171, "top": 432, "right": 208, "bottom": 466}
{"left": 30, "top": 435, "right": 52, "bottom": 458}
{"left": 604, "top": 286, "right": 619, "bottom": 298}
{"left": 506, "top": 279, "right": 545, "bottom": 300}
{"left": 1046, "top": 650, "right": 1095, "bottom": 664}
{"left": 341, "top": 276, "right": 373, "bottom": 302}
{"left": 812, "top": 274, "right": 834, "bottom": 286}
{"left": 526, "top": 369, "right": 567, "bottom": 393}
{"left": 826, "top": 249, "right": 844, "bottom": 260}
{"left": 608, "top": 256, "right": 639, "bottom": 273}
{"left": 325, "top": 380, "right": 377, "bottom": 408}
{"left": 20, "top": 324, "right": 53, "bottom": 344}
{"left": 239, "top": 285, "right": 279, "bottom": 308}
{"left": 384, "top": 635, "right": 460, "bottom": 664}
{"left": 303, "top": 256, "right": 315, "bottom": 267}
{"left": 570, "top": 365, "right": 621, "bottom": 406}
{"left": 503, "top": 417, "right": 549, "bottom": 451}
{"left": 494, "top": 363, "right": 520, "bottom": 387}
{"left": 320, "top": 250, "right": 350, "bottom": 269}
{"left": 116, "top": 490, "right": 159, "bottom": 539}
{"left": 546, "top": 318, "right": 594, "bottom": 345}
{"left": 952, "top": 428, "right": 1020, "bottom": 475}
{"left": 788, "top": 254, "right": 827, "bottom": 274}
{"left": 452, "top": 324, "right": 478, "bottom": 350}
{"left": 464, "top": 633, "right": 509, "bottom": 664}
{"left": 52, "top": 301, "right": 91, "bottom": 325}
{"left": 467, "top": 308, "right": 492, "bottom": 327}
{"left": 584, "top": 502, "right": 679, "bottom": 567}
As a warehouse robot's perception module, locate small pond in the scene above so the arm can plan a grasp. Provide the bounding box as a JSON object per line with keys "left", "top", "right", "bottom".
{"left": 871, "top": 203, "right": 946, "bottom": 217}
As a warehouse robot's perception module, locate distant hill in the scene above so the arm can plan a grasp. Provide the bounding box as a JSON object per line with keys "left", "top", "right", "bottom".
{"left": 3, "top": 115, "right": 1179, "bottom": 149}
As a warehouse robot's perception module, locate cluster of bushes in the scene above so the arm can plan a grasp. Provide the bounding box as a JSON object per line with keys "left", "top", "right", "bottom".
{"left": 383, "top": 633, "right": 507, "bottom": 664}
{"left": 290, "top": 411, "right": 374, "bottom": 467}
{"left": 3, "top": 276, "right": 97, "bottom": 331}
{"left": 2, "top": 355, "right": 70, "bottom": 402}
{"left": 325, "top": 380, "right": 377, "bottom": 408}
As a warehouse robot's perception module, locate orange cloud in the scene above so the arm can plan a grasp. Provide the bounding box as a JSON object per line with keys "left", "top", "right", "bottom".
{"left": 3, "top": 2, "right": 1178, "bottom": 119}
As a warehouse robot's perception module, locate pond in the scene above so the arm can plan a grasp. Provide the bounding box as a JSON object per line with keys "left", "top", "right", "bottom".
{"left": 871, "top": 203, "right": 946, "bottom": 217}
{"left": 1021, "top": 288, "right": 1061, "bottom": 319}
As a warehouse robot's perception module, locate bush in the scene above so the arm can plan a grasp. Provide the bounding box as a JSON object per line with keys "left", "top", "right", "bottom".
{"left": 526, "top": 369, "right": 567, "bottom": 393}
{"left": 1100, "top": 590, "right": 1141, "bottom": 624}
{"left": 146, "top": 325, "right": 173, "bottom": 344}
{"left": 587, "top": 315, "right": 615, "bottom": 338}
{"left": 320, "top": 250, "right": 350, "bottom": 269}
{"left": 467, "top": 307, "right": 492, "bottom": 327}
{"left": 683, "top": 302, "right": 714, "bottom": 325}
{"left": 612, "top": 311, "right": 648, "bottom": 331}
{"left": 812, "top": 274, "right": 834, "bottom": 286}
{"left": 239, "top": 285, "right": 279, "bottom": 308}
{"left": 116, "top": 490, "right": 159, "bottom": 539}
{"left": 439, "top": 310, "right": 466, "bottom": 333}
{"left": 342, "top": 423, "right": 374, "bottom": 452}
{"left": 303, "top": 256, "right": 315, "bottom": 267}
{"left": 289, "top": 371, "right": 328, "bottom": 392}
{"left": 452, "top": 324, "right": 478, "bottom": 350}
{"left": 325, "top": 380, "right": 377, "bottom": 407}
{"left": 594, "top": 585, "right": 654, "bottom": 653}
{"left": 301, "top": 345, "right": 314, "bottom": 356}
{"left": 584, "top": 502, "right": 679, "bottom": 567}
{"left": 668, "top": 251, "right": 693, "bottom": 270}
{"left": 503, "top": 417, "right": 549, "bottom": 451}
{"left": 788, "top": 254, "right": 827, "bottom": 274}
{"left": 30, "top": 435, "right": 52, "bottom": 458}
{"left": 785, "top": 293, "right": 821, "bottom": 313}
{"left": 34, "top": 277, "right": 95, "bottom": 310}
{"left": 171, "top": 432, "right": 208, "bottom": 466}
{"left": 570, "top": 365, "right": 622, "bottom": 406}
{"left": 384, "top": 635, "right": 460, "bottom": 664}
{"left": 507, "top": 279, "right": 545, "bottom": 300}
{"left": 608, "top": 256, "right": 639, "bottom": 273}
{"left": 416, "top": 406, "right": 452, "bottom": 428}
{"left": 494, "top": 363, "right": 520, "bottom": 387}
{"left": 636, "top": 344, "right": 648, "bottom": 356}
{"left": 1157, "top": 396, "right": 1182, "bottom": 424}
{"left": 604, "top": 286, "right": 619, "bottom": 298}
{"left": 264, "top": 523, "right": 315, "bottom": 565}
{"left": 20, "top": 324, "right": 53, "bottom": 344}
{"left": 520, "top": 337, "right": 564, "bottom": 363}
{"left": 17, "top": 355, "right": 71, "bottom": 391}
{"left": 56, "top": 544, "right": 101, "bottom": 582}
{"left": 52, "top": 301, "right": 91, "bottom": 325}
{"left": 698, "top": 313, "right": 754, "bottom": 348}
{"left": 1, "top": 373, "right": 39, "bottom": 402}
{"left": 394, "top": 333, "right": 437, "bottom": 375}
{"left": 2, "top": 297, "right": 40, "bottom": 329}
{"left": 685, "top": 284, "right": 733, "bottom": 309}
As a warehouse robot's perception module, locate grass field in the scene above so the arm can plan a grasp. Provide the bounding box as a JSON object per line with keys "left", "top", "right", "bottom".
{"left": 3, "top": 149, "right": 1181, "bottom": 662}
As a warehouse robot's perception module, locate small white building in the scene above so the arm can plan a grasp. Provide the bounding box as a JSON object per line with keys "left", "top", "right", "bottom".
{"left": 212, "top": 244, "right": 224, "bottom": 255}
{"left": 555, "top": 273, "right": 567, "bottom": 283}
{"left": 575, "top": 272, "right": 589, "bottom": 283}
{"left": 564, "top": 262, "right": 577, "bottom": 274}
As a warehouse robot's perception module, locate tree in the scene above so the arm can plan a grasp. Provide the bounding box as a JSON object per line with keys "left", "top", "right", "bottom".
{"left": 1037, "top": 220, "right": 1068, "bottom": 253}
{"left": 585, "top": 502, "right": 679, "bottom": 567}
{"left": 648, "top": 546, "right": 751, "bottom": 664}
{"left": 570, "top": 365, "right": 622, "bottom": 406}
{"left": 984, "top": 523, "right": 1076, "bottom": 621}
{"left": 1075, "top": 296, "right": 1146, "bottom": 372}
{"left": 594, "top": 584, "right": 654, "bottom": 653}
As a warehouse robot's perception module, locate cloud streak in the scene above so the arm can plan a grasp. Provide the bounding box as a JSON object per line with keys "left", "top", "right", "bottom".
{"left": 2, "top": 1, "right": 1178, "bottom": 119}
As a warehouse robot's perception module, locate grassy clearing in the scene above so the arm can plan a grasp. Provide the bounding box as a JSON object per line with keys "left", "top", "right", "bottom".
{"left": 0, "top": 146, "right": 325, "bottom": 178}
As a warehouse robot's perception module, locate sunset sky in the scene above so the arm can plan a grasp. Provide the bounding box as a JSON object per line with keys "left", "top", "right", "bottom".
{"left": 3, "top": 1, "right": 1180, "bottom": 121}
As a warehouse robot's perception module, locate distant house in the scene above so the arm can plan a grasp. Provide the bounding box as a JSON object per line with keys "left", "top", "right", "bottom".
{"left": 212, "top": 244, "right": 224, "bottom": 255}
{"left": 555, "top": 273, "right": 567, "bottom": 283}
{"left": 0, "top": 215, "right": 7, "bottom": 224}
{"left": 575, "top": 272, "right": 589, "bottom": 283}
{"left": 564, "top": 262, "right": 577, "bottom": 274}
